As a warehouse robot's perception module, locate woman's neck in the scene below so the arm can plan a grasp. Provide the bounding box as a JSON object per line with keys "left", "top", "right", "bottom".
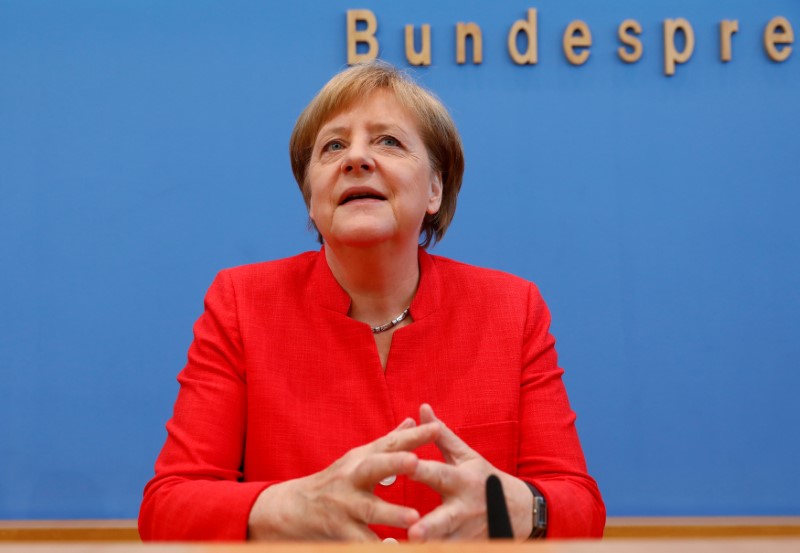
{"left": 324, "top": 240, "right": 420, "bottom": 327}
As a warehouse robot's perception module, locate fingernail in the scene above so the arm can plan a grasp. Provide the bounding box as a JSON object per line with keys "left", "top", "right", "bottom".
{"left": 398, "top": 417, "right": 414, "bottom": 429}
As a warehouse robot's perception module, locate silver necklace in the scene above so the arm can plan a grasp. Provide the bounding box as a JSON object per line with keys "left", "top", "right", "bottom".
{"left": 371, "top": 307, "right": 410, "bottom": 334}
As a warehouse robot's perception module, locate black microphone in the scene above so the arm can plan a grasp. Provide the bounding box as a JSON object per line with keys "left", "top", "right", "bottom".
{"left": 486, "top": 474, "right": 514, "bottom": 539}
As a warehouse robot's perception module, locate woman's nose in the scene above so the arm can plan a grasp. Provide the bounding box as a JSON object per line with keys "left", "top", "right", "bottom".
{"left": 341, "top": 142, "right": 374, "bottom": 175}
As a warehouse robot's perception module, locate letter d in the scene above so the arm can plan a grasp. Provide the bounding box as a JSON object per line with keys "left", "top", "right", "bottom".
{"left": 508, "top": 8, "right": 538, "bottom": 65}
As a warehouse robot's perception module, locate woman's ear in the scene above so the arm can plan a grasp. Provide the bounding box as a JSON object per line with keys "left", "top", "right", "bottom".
{"left": 307, "top": 192, "right": 316, "bottom": 223}
{"left": 427, "top": 172, "right": 443, "bottom": 215}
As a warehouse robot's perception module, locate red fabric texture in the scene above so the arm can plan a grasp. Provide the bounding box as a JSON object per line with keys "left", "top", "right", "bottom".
{"left": 139, "top": 248, "right": 605, "bottom": 540}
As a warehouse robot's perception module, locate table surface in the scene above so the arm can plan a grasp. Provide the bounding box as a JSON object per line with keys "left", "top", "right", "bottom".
{"left": 4, "top": 517, "right": 800, "bottom": 542}
{"left": 2, "top": 540, "right": 800, "bottom": 553}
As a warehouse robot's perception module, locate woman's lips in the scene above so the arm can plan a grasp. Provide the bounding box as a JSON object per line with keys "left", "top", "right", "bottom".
{"left": 339, "top": 190, "right": 387, "bottom": 205}
{"left": 341, "top": 195, "right": 384, "bottom": 205}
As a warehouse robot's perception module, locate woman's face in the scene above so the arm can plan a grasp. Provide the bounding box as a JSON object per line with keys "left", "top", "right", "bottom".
{"left": 306, "top": 89, "right": 442, "bottom": 249}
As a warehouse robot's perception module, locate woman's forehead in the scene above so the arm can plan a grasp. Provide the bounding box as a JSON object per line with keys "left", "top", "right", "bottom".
{"left": 316, "top": 89, "right": 419, "bottom": 136}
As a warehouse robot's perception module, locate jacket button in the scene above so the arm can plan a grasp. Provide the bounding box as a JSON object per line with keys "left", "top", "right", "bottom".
{"left": 383, "top": 537, "right": 398, "bottom": 543}
{"left": 379, "top": 474, "right": 397, "bottom": 486}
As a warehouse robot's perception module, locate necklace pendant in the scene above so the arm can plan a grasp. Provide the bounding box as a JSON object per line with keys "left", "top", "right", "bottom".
{"left": 371, "top": 307, "right": 410, "bottom": 334}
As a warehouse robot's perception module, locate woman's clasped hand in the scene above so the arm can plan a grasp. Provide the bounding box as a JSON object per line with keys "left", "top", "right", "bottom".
{"left": 248, "top": 404, "right": 533, "bottom": 542}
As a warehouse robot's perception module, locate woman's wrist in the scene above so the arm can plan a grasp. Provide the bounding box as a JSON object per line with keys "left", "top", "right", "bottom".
{"left": 523, "top": 482, "right": 548, "bottom": 539}
{"left": 497, "top": 474, "right": 535, "bottom": 540}
{"left": 248, "top": 482, "right": 294, "bottom": 541}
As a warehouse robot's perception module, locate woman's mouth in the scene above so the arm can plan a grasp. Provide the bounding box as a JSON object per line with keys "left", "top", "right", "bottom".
{"left": 339, "top": 190, "right": 387, "bottom": 205}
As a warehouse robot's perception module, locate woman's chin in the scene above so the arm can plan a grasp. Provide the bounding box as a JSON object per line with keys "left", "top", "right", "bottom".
{"left": 325, "top": 224, "right": 401, "bottom": 249}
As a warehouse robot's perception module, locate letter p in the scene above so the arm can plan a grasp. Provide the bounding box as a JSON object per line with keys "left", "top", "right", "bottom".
{"left": 664, "top": 18, "right": 695, "bottom": 76}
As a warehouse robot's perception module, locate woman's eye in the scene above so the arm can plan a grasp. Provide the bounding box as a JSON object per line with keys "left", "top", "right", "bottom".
{"left": 324, "top": 141, "right": 344, "bottom": 152}
{"left": 379, "top": 136, "right": 399, "bottom": 147}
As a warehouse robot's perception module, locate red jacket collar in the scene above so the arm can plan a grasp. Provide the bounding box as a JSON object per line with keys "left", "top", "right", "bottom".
{"left": 310, "top": 247, "right": 441, "bottom": 321}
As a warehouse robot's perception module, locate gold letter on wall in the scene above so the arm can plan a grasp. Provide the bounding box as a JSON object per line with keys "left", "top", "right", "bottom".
{"left": 764, "top": 16, "right": 794, "bottom": 62}
{"left": 618, "top": 19, "right": 643, "bottom": 63}
{"left": 508, "top": 8, "right": 538, "bottom": 65}
{"left": 347, "top": 9, "right": 378, "bottom": 64}
{"left": 563, "top": 20, "right": 592, "bottom": 65}
{"left": 720, "top": 20, "right": 739, "bottom": 62}
{"left": 663, "top": 18, "right": 695, "bottom": 76}
{"left": 405, "top": 24, "right": 431, "bottom": 66}
{"left": 456, "top": 22, "right": 483, "bottom": 64}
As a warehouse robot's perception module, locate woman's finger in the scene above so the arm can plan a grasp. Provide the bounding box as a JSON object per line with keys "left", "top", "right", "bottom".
{"left": 351, "top": 451, "right": 418, "bottom": 488}
{"left": 408, "top": 503, "right": 478, "bottom": 542}
{"left": 371, "top": 420, "right": 439, "bottom": 453}
{"left": 347, "top": 494, "right": 421, "bottom": 528}
{"left": 410, "top": 459, "right": 463, "bottom": 495}
{"left": 395, "top": 417, "right": 416, "bottom": 431}
{"left": 335, "top": 519, "right": 381, "bottom": 542}
{"left": 419, "top": 404, "right": 473, "bottom": 464}
{"left": 419, "top": 403, "right": 437, "bottom": 425}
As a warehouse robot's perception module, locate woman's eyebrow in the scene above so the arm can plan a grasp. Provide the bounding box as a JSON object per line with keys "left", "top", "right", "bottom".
{"left": 317, "top": 125, "right": 348, "bottom": 138}
{"left": 366, "top": 122, "right": 409, "bottom": 137}
{"left": 317, "top": 122, "right": 410, "bottom": 141}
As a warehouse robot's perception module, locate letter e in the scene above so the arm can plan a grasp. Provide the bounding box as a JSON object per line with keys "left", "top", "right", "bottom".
{"left": 764, "top": 16, "right": 794, "bottom": 62}
{"left": 563, "top": 20, "right": 592, "bottom": 65}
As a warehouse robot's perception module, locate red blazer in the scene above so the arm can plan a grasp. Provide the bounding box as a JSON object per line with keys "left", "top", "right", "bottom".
{"left": 139, "top": 249, "right": 605, "bottom": 541}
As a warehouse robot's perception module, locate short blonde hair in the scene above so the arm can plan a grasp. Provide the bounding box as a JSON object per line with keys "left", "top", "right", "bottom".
{"left": 289, "top": 61, "right": 464, "bottom": 248}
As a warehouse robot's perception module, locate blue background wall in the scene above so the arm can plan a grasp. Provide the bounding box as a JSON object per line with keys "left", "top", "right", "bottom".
{"left": 1, "top": 0, "right": 798, "bottom": 519}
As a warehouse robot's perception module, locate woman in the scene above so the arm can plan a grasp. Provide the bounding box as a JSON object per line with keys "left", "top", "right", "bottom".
{"left": 139, "top": 61, "right": 605, "bottom": 542}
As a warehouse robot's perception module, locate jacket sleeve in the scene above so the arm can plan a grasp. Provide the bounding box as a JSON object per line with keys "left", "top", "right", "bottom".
{"left": 138, "top": 270, "right": 273, "bottom": 541}
{"left": 517, "top": 283, "right": 606, "bottom": 538}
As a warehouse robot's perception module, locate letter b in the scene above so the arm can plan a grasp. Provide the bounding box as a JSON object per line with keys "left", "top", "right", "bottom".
{"left": 347, "top": 9, "right": 379, "bottom": 64}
